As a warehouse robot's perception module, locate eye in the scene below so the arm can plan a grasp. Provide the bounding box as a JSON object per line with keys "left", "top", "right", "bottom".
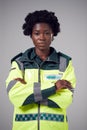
{"left": 45, "top": 31, "right": 51, "bottom": 35}
{"left": 33, "top": 32, "right": 40, "bottom": 35}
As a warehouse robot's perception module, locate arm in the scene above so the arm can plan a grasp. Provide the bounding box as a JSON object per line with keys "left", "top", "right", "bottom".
{"left": 6, "top": 61, "right": 56, "bottom": 107}
{"left": 6, "top": 61, "right": 34, "bottom": 107}
{"left": 42, "top": 60, "right": 76, "bottom": 109}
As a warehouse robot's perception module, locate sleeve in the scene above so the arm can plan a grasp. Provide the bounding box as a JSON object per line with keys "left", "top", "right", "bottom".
{"left": 6, "top": 61, "right": 34, "bottom": 107}
{"left": 6, "top": 61, "right": 56, "bottom": 107}
{"left": 47, "top": 60, "right": 76, "bottom": 109}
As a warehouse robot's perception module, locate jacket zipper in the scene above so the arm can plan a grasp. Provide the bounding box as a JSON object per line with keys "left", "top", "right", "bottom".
{"left": 37, "top": 62, "right": 45, "bottom": 130}
{"left": 37, "top": 66, "right": 41, "bottom": 130}
{"left": 33, "top": 62, "right": 41, "bottom": 130}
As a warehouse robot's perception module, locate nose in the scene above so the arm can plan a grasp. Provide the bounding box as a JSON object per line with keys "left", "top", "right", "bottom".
{"left": 39, "top": 33, "right": 45, "bottom": 41}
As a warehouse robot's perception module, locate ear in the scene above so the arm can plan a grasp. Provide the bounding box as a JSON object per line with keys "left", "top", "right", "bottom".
{"left": 51, "top": 33, "right": 54, "bottom": 41}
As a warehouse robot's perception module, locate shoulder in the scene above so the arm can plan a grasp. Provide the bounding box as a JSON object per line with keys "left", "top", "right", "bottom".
{"left": 11, "top": 47, "right": 34, "bottom": 63}
{"left": 11, "top": 52, "right": 23, "bottom": 63}
{"left": 57, "top": 52, "right": 72, "bottom": 71}
{"left": 58, "top": 52, "right": 72, "bottom": 61}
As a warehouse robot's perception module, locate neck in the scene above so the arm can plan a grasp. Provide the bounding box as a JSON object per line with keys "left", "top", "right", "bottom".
{"left": 35, "top": 48, "right": 50, "bottom": 61}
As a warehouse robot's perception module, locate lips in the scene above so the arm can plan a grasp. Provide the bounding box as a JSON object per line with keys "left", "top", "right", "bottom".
{"left": 38, "top": 42, "right": 46, "bottom": 46}
{"left": 37, "top": 43, "right": 47, "bottom": 49}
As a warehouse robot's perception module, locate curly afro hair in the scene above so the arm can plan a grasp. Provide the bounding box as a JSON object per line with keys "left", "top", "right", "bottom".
{"left": 22, "top": 10, "right": 60, "bottom": 36}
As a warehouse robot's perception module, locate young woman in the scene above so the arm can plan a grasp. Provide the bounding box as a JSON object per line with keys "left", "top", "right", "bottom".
{"left": 6, "top": 10, "right": 76, "bottom": 130}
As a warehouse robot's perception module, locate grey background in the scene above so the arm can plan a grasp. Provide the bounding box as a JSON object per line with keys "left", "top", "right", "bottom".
{"left": 0, "top": 0, "right": 87, "bottom": 130}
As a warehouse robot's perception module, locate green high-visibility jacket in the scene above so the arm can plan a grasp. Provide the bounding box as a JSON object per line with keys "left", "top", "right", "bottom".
{"left": 6, "top": 47, "right": 76, "bottom": 130}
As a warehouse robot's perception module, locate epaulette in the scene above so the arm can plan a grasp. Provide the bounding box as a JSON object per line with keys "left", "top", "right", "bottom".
{"left": 11, "top": 53, "right": 23, "bottom": 63}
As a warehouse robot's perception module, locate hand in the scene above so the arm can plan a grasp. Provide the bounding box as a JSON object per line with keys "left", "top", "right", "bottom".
{"left": 55, "top": 79, "right": 72, "bottom": 91}
{"left": 15, "top": 78, "right": 26, "bottom": 84}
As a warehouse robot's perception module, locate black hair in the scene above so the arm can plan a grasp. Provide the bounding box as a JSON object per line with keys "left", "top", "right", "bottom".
{"left": 22, "top": 10, "right": 60, "bottom": 36}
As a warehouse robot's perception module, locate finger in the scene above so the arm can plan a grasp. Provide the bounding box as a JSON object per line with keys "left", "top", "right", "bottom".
{"left": 62, "top": 80, "right": 72, "bottom": 89}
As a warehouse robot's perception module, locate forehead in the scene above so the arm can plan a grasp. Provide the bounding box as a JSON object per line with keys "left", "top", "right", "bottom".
{"left": 32, "top": 23, "right": 52, "bottom": 31}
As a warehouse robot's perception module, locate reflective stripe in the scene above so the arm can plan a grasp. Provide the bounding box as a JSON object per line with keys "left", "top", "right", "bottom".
{"left": 59, "top": 56, "right": 67, "bottom": 72}
{"left": 7, "top": 80, "right": 17, "bottom": 93}
{"left": 40, "top": 99, "right": 48, "bottom": 106}
{"left": 15, "top": 113, "right": 64, "bottom": 122}
{"left": 15, "top": 59, "right": 25, "bottom": 78}
{"left": 15, "top": 59, "right": 24, "bottom": 70}
{"left": 34, "top": 82, "right": 42, "bottom": 102}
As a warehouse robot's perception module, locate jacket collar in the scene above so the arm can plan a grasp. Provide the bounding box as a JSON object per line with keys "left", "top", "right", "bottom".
{"left": 20, "top": 47, "right": 59, "bottom": 63}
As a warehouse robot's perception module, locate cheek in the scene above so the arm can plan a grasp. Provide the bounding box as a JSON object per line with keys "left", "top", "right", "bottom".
{"left": 47, "top": 39, "right": 52, "bottom": 45}
{"left": 31, "top": 37, "right": 37, "bottom": 44}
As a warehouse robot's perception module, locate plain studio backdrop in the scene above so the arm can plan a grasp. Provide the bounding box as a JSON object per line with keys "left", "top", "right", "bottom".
{"left": 0, "top": 0, "right": 87, "bottom": 130}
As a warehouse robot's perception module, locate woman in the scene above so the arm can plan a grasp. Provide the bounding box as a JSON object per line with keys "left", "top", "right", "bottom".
{"left": 6, "top": 10, "right": 76, "bottom": 130}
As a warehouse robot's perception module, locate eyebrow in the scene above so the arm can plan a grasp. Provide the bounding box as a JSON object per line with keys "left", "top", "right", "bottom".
{"left": 33, "top": 29, "right": 52, "bottom": 32}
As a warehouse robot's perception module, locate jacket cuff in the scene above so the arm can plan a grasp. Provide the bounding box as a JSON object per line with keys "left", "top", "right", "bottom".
{"left": 42, "top": 86, "right": 56, "bottom": 99}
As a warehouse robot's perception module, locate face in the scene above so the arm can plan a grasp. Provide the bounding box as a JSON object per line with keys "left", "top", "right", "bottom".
{"left": 31, "top": 23, "right": 53, "bottom": 51}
